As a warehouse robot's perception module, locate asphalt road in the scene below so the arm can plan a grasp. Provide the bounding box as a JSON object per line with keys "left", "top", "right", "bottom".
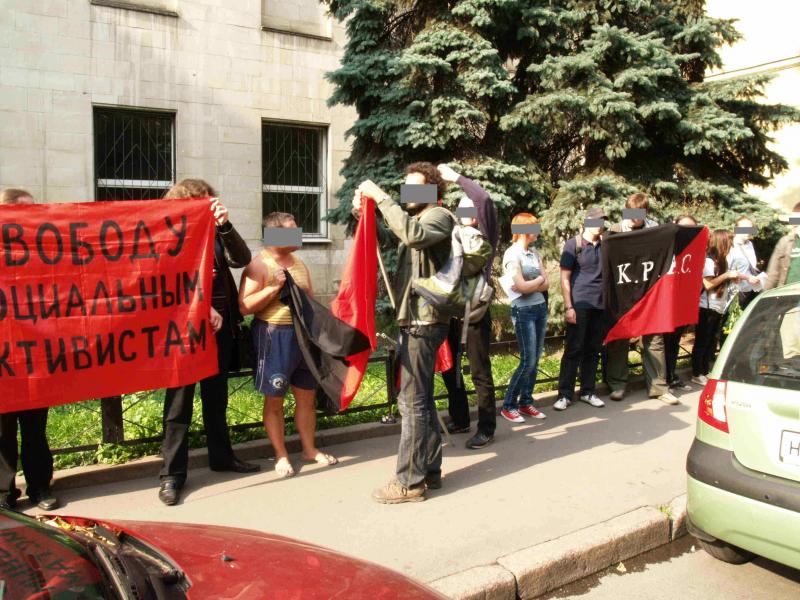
{"left": 543, "top": 535, "right": 800, "bottom": 600}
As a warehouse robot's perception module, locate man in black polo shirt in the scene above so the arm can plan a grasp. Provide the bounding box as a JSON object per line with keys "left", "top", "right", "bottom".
{"left": 554, "top": 206, "right": 607, "bottom": 411}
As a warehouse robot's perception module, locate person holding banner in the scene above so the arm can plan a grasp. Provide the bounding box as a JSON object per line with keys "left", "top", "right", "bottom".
{"left": 663, "top": 215, "right": 698, "bottom": 392}
{"left": 691, "top": 230, "right": 740, "bottom": 385}
{"left": 604, "top": 193, "right": 677, "bottom": 405}
{"left": 0, "top": 188, "right": 58, "bottom": 511}
{"left": 239, "top": 212, "right": 338, "bottom": 479}
{"left": 354, "top": 163, "right": 454, "bottom": 504}
{"left": 158, "top": 179, "right": 260, "bottom": 507}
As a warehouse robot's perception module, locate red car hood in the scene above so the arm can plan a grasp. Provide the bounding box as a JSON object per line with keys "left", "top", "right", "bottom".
{"left": 104, "top": 519, "right": 445, "bottom": 600}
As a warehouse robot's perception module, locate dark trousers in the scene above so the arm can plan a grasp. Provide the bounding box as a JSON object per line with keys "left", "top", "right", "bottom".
{"left": 558, "top": 308, "right": 604, "bottom": 400}
{"left": 0, "top": 408, "right": 53, "bottom": 500}
{"left": 396, "top": 324, "right": 449, "bottom": 488}
{"left": 441, "top": 313, "right": 497, "bottom": 436}
{"left": 160, "top": 321, "right": 235, "bottom": 484}
{"left": 664, "top": 326, "right": 688, "bottom": 385}
{"left": 692, "top": 308, "right": 724, "bottom": 377}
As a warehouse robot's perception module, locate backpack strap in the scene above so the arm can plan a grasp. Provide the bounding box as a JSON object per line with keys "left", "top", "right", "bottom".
{"left": 575, "top": 234, "right": 583, "bottom": 257}
{"left": 457, "top": 290, "right": 472, "bottom": 387}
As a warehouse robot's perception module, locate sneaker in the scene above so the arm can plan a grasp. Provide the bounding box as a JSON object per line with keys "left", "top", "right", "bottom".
{"left": 466, "top": 431, "right": 494, "bottom": 449}
{"left": 579, "top": 393, "right": 605, "bottom": 408}
{"left": 519, "top": 405, "right": 547, "bottom": 419}
{"left": 553, "top": 397, "right": 571, "bottom": 411}
{"left": 669, "top": 379, "right": 693, "bottom": 392}
{"left": 500, "top": 408, "right": 525, "bottom": 423}
{"left": 28, "top": 489, "right": 59, "bottom": 511}
{"left": 658, "top": 392, "right": 680, "bottom": 405}
{"left": 691, "top": 375, "right": 708, "bottom": 386}
{"left": 372, "top": 479, "right": 425, "bottom": 504}
{"left": 609, "top": 390, "right": 625, "bottom": 401}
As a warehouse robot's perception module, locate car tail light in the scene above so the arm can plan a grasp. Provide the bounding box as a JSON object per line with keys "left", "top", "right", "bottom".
{"left": 698, "top": 379, "right": 729, "bottom": 433}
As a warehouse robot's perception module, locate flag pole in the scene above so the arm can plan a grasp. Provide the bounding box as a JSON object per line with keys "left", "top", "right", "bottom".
{"left": 376, "top": 246, "right": 396, "bottom": 310}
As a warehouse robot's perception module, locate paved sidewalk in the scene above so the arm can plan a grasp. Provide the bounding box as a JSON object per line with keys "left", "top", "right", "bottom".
{"left": 31, "top": 386, "right": 702, "bottom": 586}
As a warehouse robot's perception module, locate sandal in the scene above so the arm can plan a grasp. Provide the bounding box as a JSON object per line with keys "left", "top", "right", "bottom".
{"left": 275, "top": 457, "right": 295, "bottom": 478}
{"left": 302, "top": 451, "right": 338, "bottom": 466}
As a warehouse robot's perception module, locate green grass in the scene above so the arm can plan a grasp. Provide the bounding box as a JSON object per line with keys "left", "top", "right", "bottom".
{"left": 44, "top": 349, "right": 567, "bottom": 470}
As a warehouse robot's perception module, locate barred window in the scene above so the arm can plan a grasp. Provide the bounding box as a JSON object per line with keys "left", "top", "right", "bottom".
{"left": 262, "top": 122, "right": 328, "bottom": 239}
{"left": 93, "top": 107, "right": 175, "bottom": 201}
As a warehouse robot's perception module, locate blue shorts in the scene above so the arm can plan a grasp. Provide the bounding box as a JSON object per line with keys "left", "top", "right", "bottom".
{"left": 252, "top": 321, "right": 316, "bottom": 397}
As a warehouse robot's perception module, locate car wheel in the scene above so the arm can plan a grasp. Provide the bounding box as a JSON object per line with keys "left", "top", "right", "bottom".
{"left": 698, "top": 539, "right": 753, "bottom": 564}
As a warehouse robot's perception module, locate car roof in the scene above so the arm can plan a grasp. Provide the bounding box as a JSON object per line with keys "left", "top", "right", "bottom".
{"left": 757, "top": 282, "right": 800, "bottom": 299}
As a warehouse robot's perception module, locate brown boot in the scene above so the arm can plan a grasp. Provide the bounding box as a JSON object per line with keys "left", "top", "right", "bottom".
{"left": 372, "top": 479, "right": 426, "bottom": 504}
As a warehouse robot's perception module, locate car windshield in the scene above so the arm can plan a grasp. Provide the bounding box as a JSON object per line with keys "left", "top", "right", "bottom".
{"left": 720, "top": 293, "right": 800, "bottom": 393}
{"left": 0, "top": 509, "right": 106, "bottom": 600}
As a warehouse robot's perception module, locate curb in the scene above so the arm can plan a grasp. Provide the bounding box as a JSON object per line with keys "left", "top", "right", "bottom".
{"left": 36, "top": 367, "right": 687, "bottom": 492}
{"left": 429, "top": 502, "right": 689, "bottom": 600}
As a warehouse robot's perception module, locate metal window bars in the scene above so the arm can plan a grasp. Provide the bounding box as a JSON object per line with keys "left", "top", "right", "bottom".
{"left": 93, "top": 107, "right": 175, "bottom": 201}
{"left": 262, "top": 122, "right": 328, "bottom": 238}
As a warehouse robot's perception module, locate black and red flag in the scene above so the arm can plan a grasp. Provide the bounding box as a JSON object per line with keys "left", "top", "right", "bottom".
{"left": 279, "top": 200, "right": 378, "bottom": 413}
{"left": 602, "top": 224, "right": 709, "bottom": 343}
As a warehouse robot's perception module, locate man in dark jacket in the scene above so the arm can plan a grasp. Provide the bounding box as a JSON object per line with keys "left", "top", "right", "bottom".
{"left": 436, "top": 164, "right": 498, "bottom": 450}
{"left": 355, "top": 163, "right": 454, "bottom": 504}
{"left": 158, "top": 179, "right": 259, "bottom": 506}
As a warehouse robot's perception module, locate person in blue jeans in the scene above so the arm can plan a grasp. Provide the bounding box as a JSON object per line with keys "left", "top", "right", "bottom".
{"left": 501, "top": 213, "right": 550, "bottom": 423}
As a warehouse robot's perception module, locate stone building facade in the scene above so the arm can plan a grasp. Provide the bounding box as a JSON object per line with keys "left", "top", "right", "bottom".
{"left": 0, "top": 0, "right": 357, "bottom": 300}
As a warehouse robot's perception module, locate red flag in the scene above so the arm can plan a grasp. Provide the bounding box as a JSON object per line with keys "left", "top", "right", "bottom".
{"left": 604, "top": 225, "right": 708, "bottom": 343}
{"left": 329, "top": 198, "right": 378, "bottom": 411}
{"left": 436, "top": 339, "right": 454, "bottom": 372}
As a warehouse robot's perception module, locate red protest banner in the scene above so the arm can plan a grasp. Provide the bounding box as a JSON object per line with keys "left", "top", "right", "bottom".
{"left": 0, "top": 198, "right": 218, "bottom": 413}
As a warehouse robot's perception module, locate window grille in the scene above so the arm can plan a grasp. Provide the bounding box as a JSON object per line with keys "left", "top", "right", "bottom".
{"left": 262, "top": 122, "right": 328, "bottom": 238}
{"left": 94, "top": 107, "right": 175, "bottom": 201}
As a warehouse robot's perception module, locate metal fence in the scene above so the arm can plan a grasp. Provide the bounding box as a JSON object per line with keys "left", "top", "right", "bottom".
{"left": 47, "top": 335, "right": 689, "bottom": 458}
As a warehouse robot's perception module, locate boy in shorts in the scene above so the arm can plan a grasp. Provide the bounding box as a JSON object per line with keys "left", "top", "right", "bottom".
{"left": 239, "top": 212, "right": 338, "bottom": 477}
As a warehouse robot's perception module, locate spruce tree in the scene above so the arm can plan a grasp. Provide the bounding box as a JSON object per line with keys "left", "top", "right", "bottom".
{"left": 323, "top": 0, "right": 799, "bottom": 322}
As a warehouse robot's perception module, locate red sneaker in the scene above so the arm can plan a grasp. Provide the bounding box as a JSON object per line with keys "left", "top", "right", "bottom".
{"left": 519, "top": 405, "right": 546, "bottom": 419}
{"left": 500, "top": 408, "right": 525, "bottom": 423}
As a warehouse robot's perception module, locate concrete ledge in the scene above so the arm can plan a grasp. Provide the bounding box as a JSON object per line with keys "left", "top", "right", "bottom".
{"left": 429, "top": 565, "right": 516, "bottom": 600}
{"left": 668, "top": 493, "right": 688, "bottom": 541}
{"left": 497, "top": 506, "right": 670, "bottom": 599}
{"left": 47, "top": 418, "right": 402, "bottom": 492}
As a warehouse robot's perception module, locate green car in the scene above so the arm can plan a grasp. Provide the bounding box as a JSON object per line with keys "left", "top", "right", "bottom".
{"left": 686, "top": 282, "right": 800, "bottom": 568}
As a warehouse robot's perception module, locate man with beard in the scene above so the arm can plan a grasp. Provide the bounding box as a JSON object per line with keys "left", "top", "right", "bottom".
{"left": 354, "top": 163, "right": 454, "bottom": 503}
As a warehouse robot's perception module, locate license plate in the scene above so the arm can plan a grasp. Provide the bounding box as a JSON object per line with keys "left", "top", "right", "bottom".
{"left": 779, "top": 430, "right": 800, "bottom": 466}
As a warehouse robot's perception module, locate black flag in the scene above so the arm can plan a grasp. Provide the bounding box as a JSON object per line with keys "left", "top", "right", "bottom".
{"left": 279, "top": 272, "right": 372, "bottom": 414}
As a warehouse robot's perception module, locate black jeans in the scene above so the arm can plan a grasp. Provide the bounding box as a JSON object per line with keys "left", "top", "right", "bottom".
{"left": 664, "top": 326, "right": 687, "bottom": 385}
{"left": 692, "top": 308, "right": 724, "bottom": 377}
{"left": 558, "top": 308, "right": 604, "bottom": 400}
{"left": 160, "top": 318, "right": 236, "bottom": 484}
{"left": 0, "top": 408, "right": 53, "bottom": 500}
{"left": 441, "top": 313, "right": 497, "bottom": 436}
{"left": 396, "top": 324, "right": 449, "bottom": 488}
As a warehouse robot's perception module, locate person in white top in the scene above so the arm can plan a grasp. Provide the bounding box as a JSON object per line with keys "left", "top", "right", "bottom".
{"left": 691, "top": 229, "right": 742, "bottom": 385}
{"left": 728, "top": 216, "right": 763, "bottom": 310}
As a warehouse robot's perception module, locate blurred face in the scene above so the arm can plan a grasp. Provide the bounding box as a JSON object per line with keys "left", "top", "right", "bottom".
{"left": 460, "top": 216, "right": 477, "bottom": 227}
{"left": 677, "top": 217, "right": 697, "bottom": 227}
{"left": 266, "top": 218, "right": 300, "bottom": 255}
{"left": 736, "top": 218, "right": 754, "bottom": 241}
{"left": 403, "top": 171, "right": 427, "bottom": 212}
{"left": 584, "top": 225, "right": 602, "bottom": 239}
